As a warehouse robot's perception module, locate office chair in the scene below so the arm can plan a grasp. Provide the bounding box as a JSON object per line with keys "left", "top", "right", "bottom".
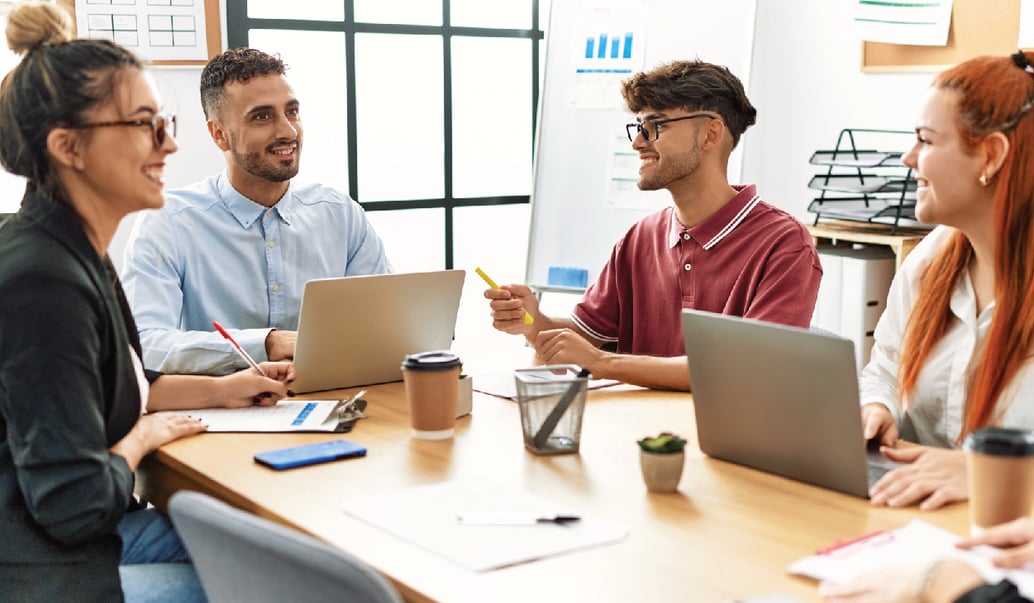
{"left": 168, "top": 491, "right": 404, "bottom": 603}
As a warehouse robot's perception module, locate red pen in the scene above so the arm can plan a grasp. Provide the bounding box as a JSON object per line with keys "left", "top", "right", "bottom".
{"left": 213, "top": 321, "right": 267, "bottom": 377}
{"left": 816, "top": 530, "right": 893, "bottom": 557}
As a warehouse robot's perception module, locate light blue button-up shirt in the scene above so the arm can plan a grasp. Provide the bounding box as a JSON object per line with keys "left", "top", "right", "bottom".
{"left": 120, "top": 172, "right": 392, "bottom": 374}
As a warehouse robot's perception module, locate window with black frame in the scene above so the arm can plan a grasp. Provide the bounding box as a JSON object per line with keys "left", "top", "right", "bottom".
{"left": 223, "top": 0, "right": 548, "bottom": 283}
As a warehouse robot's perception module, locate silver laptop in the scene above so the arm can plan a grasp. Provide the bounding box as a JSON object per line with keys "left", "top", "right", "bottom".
{"left": 290, "top": 270, "right": 466, "bottom": 394}
{"left": 680, "top": 309, "right": 900, "bottom": 498}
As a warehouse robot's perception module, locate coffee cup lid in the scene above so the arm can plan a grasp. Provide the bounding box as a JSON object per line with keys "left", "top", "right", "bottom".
{"left": 401, "top": 350, "right": 461, "bottom": 372}
{"left": 963, "top": 427, "right": 1034, "bottom": 456}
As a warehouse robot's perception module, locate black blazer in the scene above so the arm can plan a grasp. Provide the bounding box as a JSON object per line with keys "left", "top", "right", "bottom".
{"left": 0, "top": 189, "right": 152, "bottom": 602}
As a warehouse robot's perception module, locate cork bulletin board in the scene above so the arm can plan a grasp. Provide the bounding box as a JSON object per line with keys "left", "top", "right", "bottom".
{"left": 862, "top": 0, "right": 1029, "bottom": 72}
{"left": 57, "top": 0, "right": 221, "bottom": 66}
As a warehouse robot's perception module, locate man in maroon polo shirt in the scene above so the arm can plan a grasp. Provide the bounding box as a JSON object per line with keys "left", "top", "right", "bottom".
{"left": 485, "top": 60, "right": 821, "bottom": 391}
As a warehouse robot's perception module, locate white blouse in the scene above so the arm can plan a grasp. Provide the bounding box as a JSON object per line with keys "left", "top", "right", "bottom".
{"left": 859, "top": 225, "right": 1034, "bottom": 447}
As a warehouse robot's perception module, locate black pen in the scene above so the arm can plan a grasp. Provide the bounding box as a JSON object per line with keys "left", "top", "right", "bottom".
{"left": 456, "top": 512, "right": 581, "bottom": 526}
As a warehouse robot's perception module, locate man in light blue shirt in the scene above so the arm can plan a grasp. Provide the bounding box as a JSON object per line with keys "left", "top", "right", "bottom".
{"left": 121, "top": 48, "right": 391, "bottom": 375}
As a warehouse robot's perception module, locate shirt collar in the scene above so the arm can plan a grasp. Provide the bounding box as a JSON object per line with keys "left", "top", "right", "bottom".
{"left": 668, "top": 184, "right": 760, "bottom": 250}
{"left": 216, "top": 172, "right": 295, "bottom": 228}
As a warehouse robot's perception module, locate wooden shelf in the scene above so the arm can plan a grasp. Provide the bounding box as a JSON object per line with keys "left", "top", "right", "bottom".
{"left": 806, "top": 220, "right": 930, "bottom": 270}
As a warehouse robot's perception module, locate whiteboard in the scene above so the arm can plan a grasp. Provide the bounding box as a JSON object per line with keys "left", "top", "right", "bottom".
{"left": 526, "top": 0, "right": 758, "bottom": 289}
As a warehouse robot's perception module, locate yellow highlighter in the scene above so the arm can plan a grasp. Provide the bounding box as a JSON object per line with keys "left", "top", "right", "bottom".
{"left": 475, "top": 267, "right": 534, "bottom": 324}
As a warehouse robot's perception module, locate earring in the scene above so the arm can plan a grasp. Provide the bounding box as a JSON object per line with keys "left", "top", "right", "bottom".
{"left": 979, "top": 173, "right": 989, "bottom": 187}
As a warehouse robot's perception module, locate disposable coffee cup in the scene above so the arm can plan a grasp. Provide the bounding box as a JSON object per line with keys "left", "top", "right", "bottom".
{"left": 963, "top": 427, "right": 1034, "bottom": 535}
{"left": 401, "top": 350, "right": 461, "bottom": 440}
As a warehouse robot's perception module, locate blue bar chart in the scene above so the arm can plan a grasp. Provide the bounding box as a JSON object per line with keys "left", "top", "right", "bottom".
{"left": 584, "top": 32, "right": 634, "bottom": 60}
{"left": 571, "top": 14, "right": 645, "bottom": 110}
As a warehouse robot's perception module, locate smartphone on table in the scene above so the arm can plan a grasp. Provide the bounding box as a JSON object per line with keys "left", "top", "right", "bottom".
{"left": 254, "top": 439, "right": 367, "bottom": 470}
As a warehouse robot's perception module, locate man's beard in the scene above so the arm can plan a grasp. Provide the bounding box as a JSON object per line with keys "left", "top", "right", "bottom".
{"left": 232, "top": 145, "right": 300, "bottom": 183}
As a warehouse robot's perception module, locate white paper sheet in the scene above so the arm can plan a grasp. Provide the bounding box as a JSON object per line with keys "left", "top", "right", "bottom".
{"left": 790, "top": 520, "right": 1034, "bottom": 595}
{"left": 74, "top": 0, "right": 209, "bottom": 62}
{"left": 159, "top": 399, "right": 346, "bottom": 432}
{"left": 853, "top": 0, "right": 953, "bottom": 46}
{"left": 342, "top": 481, "right": 626, "bottom": 571}
{"left": 569, "top": 4, "right": 646, "bottom": 110}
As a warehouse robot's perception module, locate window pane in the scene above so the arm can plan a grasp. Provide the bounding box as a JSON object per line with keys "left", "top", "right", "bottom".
{"left": 365, "top": 208, "right": 445, "bottom": 273}
{"left": 355, "top": 34, "right": 444, "bottom": 201}
{"left": 0, "top": 35, "right": 24, "bottom": 213}
{"left": 249, "top": 30, "right": 350, "bottom": 194}
{"left": 354, "top": 0, "right": 441, "bottom": 25}
{"left": 452, "top": 204, "right": 531, "bottom": 340}
{"left": 452, "top": 37, "right": 532, "bottom": 198}
{"left": 247, "top": 0, "right": 344, "bottom": 21}
{"left": 0, "top": 172, "right": 25, "bottom": 213}
{"left": 451, "top": 0, "right": 530, "bottom": 29}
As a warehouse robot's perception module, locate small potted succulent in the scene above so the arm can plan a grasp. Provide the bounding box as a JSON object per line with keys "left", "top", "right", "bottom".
{"left": 637, "top": 432, "right": 687, "bottom": 492}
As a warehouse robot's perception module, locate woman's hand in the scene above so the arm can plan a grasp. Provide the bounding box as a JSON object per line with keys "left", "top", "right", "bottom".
{"left": 221, "top": 364, "right": 293, "bottom": 408}
{"left": 957, "top": 516, "right": 1034, "bottom": 568}
{"left": 110, "top": 413, "right": 206, "bottom": 470}
{"left": 861, "top": 402, "right": 899, "bottom": 447}
{"left": 820, "top": 563, "right": 930, "bottom": 602}
{"left": 869, "top": 447, "right": 968, "bottom": 510}
{"left": 820, "top": 559, "right": 984, "bottom": 603}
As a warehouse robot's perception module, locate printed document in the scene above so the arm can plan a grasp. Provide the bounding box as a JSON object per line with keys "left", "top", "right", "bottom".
{"left": 159, "top": 399, "right": 346, "bottom": 432}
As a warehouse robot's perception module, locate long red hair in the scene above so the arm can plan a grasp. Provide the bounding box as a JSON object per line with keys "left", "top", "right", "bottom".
{"left": 898, "top": 52, "right": 1034, "bottom": 441}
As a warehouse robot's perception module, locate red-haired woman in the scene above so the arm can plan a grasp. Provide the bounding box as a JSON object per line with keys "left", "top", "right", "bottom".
{"left": 859, "top": 50, "right": 1034, "bottom": 511}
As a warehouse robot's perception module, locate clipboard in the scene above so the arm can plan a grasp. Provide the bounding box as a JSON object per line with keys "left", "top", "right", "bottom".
{"left": 158, "top": 395, "right": 366, "bottom": 433}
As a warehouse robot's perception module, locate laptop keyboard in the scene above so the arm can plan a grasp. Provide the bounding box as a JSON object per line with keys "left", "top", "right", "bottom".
{"left": 866, "top": 453, "right": 907, "bottom": 487}
{"left": 867, "top": 460, "right": 892, "bottom": 486}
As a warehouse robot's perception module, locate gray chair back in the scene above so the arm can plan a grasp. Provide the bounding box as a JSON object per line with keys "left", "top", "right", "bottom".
{"left": 168, "top": 490, "right": 404, "bottom": 603}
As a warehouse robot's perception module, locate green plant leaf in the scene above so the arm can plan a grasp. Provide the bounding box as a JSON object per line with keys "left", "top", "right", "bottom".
{"left": 637, "top": 432, "right": 686, "bottom": 453}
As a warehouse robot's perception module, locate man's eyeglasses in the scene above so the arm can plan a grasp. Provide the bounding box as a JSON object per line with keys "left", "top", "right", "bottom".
{"left": 625, "top": 113, "right": 718, "bottom": 143}
{"left": 70, "top": 113, "right": 177, "bottom": 150}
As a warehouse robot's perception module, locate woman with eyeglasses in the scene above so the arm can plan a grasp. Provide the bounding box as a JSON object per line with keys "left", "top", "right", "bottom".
{"left": 0, "top": 3, "right": 291, "bottom": 600}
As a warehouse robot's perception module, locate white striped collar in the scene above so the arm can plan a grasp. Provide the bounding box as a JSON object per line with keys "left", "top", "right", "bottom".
{"left": 668, "top": 185, "right": 761, "bottom": 250}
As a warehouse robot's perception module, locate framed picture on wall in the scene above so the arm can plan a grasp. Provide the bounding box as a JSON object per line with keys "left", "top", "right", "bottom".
{"left": 59, "top": 0, "right": 221, "bottom": 66}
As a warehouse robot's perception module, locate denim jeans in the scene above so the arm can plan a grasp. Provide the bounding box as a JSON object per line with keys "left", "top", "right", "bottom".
{"left": 118, "top": 508, "right": 206, "bottom": 603}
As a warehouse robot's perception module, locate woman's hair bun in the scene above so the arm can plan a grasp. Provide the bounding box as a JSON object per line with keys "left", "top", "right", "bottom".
{"left": 6, "top": 2, "right": 73, "bottom": 56}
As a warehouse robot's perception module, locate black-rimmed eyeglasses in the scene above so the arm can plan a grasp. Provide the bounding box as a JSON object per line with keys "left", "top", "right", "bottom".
{"left": 70, "top": 113, "right": 177, "bottom": 150}
{"left": 625, "top": 113, "right": 718, "bottom": 142}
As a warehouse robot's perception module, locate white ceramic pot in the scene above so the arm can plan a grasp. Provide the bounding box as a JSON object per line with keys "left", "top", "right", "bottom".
{"left": 639, "top": 450, "right": 685, "bottom": 493}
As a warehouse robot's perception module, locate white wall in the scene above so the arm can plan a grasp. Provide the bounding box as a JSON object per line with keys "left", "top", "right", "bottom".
{"left": 2, "top": 2, "right": 952, "bottom": 262}
{"left": 151, "top": 67, "right": 224, "bottom": 190}
{"left": 744, "top": 0, "right": 932, "bottom": 221}
{"left": 111, "top": 66, "right": 221, "bottom": 269}
{"left": 0, "top": 52, "right": 218, "bottom": 267}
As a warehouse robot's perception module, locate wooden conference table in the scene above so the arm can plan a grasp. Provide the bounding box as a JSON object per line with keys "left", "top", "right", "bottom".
{"left": 136, "top": 340, "right": 970, "bottom": 603}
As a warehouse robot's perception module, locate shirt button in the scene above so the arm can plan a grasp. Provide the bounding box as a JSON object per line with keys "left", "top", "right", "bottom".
{"left": 271, "top": 284, "right": 280, "bottom": 292}
{"left": 682, "top": 233, "right": 691, "bottom": 240}
{"left": 267, "top": 241, "right": 275, "bottom": 248}
{"left": 266, "top": 210, "right": 274, "bottom": 218}
{"left": 684, "top": 263, "right": 692, "bottom": 271}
